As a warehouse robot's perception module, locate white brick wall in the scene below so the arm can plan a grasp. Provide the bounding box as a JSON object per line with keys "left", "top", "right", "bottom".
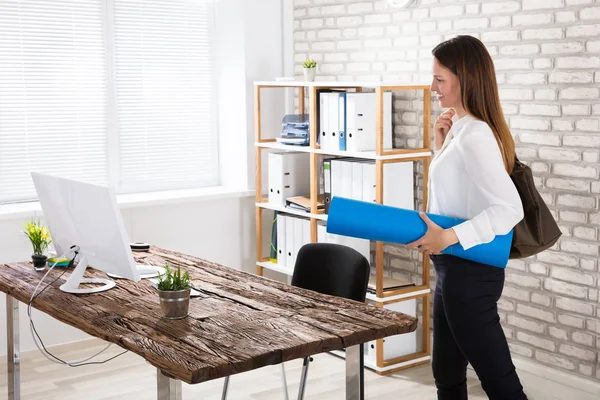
{"left": 293, "top": 0, "right": 599, "bottom": 381}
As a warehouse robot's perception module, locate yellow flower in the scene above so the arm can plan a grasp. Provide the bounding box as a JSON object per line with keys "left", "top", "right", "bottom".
{"left": 24, "top": 222, "right": 35, "bottom": 233}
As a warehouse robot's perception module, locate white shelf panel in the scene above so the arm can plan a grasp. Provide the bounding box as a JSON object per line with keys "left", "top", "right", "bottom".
{"left": 366, "top": 288, "right": 431, "bottom": 303}
{"left": 254, "top": 80, "right": 430, "bottom": 89}
{"left": 257, "top": 261, "right": 293, "bottom": 276}
{"left": 329, "top": 349, "right": 430, "bottom": 372}
{"left": 256, "top": 201, "right": 328, "bottom": 221}
{"left": 255, "top": 141, "right": 431, "bottom": 161}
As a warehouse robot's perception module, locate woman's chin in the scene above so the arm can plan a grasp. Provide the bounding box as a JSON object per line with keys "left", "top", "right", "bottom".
{"left": 438, "top": 99, "right": 454, "bottom": 109}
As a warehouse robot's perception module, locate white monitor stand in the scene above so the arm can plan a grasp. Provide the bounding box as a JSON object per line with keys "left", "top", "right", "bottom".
{"left": 59, "top": 253, "right": 116, "bottom": 294}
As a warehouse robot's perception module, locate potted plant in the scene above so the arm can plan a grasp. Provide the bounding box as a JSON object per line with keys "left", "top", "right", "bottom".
{"left": 23, "top": 220, "right": 52, "bottom": 271}
{"left": 302, "top": 58, "right": 317, "bottom": 82}
{"left": 156, "top": 263, "right": 192, "bottom": 319}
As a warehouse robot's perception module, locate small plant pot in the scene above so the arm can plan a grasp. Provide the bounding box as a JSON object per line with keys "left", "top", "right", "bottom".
{"left": 303, "top": 67, "right": 316, "bottom": 82}
{"left": 158, "top": 288, "right": 191, "bottom": 320}
{"left": 31, "top": 254, "right": 47, "bottom": 271}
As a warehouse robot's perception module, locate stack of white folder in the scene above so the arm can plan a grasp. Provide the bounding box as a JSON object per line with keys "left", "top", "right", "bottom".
{"left": 275, "top": 215, "right": 371, "bottom": 273}
{"left": 268, "top": 152, "right": 310, "bottom": 206}
{"left": 319, "top": 91, "right": 394, "bottom": 152}
{"left": 323, "top": 157, "right": 415, "bottom": 213}
{"left": 364, "top": 298, "right": 419, "bottom": 364}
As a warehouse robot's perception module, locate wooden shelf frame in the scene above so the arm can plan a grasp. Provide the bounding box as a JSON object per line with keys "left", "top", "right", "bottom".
{"left": 253, "top": 81, "right": 433, "bottom": 374}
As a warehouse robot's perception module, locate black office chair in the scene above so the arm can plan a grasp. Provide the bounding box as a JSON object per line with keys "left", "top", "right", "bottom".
{"left": 289, "top": 242, "right": 370, "bottom": 399}
{"left": 291, "top": 242, "right": 371, "bottom": 303}
{"left": 222, "top": 243, "right": 370, "bottom": 400}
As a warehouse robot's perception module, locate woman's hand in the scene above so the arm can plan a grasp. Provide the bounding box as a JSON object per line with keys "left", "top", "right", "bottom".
{"left": 406, "top": 212, "right": 459, "bottom": 254}
{"left": 434, "top": 108, "right": 455, "bottom": 150}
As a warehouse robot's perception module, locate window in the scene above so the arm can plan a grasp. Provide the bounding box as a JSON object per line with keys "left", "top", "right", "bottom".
{"left": 0, "top": 0, "right": 218, "bottom": 205}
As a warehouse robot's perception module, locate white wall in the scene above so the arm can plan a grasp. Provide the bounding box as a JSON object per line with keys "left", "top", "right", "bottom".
{"left": 0, "top": 0, "right": 288, "bottom": 356}
{"left": 216, "top": 0, "right": 287, "bottom": 191}
{"left": 215, "top": 0, "right": 249, "bottom": 190}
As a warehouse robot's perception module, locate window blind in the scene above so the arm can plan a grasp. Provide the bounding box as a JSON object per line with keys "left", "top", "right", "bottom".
{"left": 0, "top": 0, "right": 107, "bottom": 204}
{"left": 0, "top": 0, "right": 218, "bottom": 204}
{"left": 113, "top": 0, "right": 218, "bottom": 193}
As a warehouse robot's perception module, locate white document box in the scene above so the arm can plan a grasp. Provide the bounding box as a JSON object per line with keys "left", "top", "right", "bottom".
{"left": 346, "top": 92, "right": 393, "bottom": 152}
{"left": 364, "top": 299, "right": 419, "bottom": 364}
{"left": 361, "top": 161, "right": 414, "bottom": 210}
{"left": 276, "top": 214, "right": 286, "bottom": 266}
{"left": 330, "top": 159, "right": 414, "bottom": 210}
{"left": 285, "top": 214, "right": 295, "bottom": 269}
{"left": 268, "top": 152, "right": 310, "bottom": 206}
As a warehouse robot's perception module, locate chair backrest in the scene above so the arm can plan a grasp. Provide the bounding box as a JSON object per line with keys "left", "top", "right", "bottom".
{"left": 291, "top": 243, "right": 370, "bottom": 302}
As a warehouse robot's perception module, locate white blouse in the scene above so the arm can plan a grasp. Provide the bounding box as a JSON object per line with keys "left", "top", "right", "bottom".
{"left": 427, "top": 114, "right": 524, "bottom": 251}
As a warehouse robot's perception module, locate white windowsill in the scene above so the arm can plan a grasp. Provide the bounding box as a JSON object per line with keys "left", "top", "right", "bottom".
{"left": 0, "top": 186, "right": 255, "bottom": 221}
{"left": 117, "top": 186, "right": 255, "bottom": 208}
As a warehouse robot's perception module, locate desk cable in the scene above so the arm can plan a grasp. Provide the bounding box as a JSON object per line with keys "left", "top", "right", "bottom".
{"left": 28, "top": 245, "right": 128, "bottom": 367}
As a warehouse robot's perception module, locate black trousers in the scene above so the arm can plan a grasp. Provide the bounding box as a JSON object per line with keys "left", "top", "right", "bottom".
{"left": 430, "top": 254, "right": 528, "bottom": 400}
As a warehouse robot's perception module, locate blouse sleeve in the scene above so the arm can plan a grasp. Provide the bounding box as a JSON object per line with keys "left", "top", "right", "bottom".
{"left": 451, "top": 131, "right": 524, "bottom": 250}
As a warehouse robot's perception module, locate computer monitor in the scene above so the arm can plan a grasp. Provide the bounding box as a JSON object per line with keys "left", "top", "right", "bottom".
{"left": 31, "top": 172, "right": 141, "bottom": 294}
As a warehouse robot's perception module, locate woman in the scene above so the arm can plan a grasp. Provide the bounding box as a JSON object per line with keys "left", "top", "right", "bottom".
{"left": 407, "top": 35, "right": 528, "bottom": 400}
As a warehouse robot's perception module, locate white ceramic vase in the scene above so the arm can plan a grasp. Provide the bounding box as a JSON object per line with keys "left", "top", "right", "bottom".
{"left": 303, "top": 67, "right": 316, "bottom": 82}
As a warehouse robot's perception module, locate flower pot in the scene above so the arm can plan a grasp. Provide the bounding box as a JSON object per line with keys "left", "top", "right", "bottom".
{"left": 158, "top": 288, "right": 191, "bottom": 319}
{"left": 303, "top": 67, "right": 316, "bottom": 82}
{"left": 31, "top": 254, "right": 47, "bottom": 271}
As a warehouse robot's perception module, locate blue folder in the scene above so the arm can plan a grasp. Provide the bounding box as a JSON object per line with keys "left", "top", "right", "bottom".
{"left": 338, "top": 93, "right": 347, "bottom": 151}
{"left": 326, "top": 197, "right": 513, "bottom": 268}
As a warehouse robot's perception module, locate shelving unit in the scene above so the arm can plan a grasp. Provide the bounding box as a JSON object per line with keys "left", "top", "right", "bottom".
{"left": 253, "top": 80, "right": 433, "bottom": 374}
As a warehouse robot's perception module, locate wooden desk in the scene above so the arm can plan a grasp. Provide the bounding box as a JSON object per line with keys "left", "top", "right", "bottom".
{"left": 1, "top": 247, "right": 417, "bottom": 400}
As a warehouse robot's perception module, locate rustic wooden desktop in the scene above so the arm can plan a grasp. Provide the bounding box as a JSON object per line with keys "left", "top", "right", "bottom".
{"left": 1, "top": 247, "right": 417, "bottom": 400}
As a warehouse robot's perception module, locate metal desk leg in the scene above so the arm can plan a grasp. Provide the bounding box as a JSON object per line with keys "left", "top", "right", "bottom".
{"left": 345, "top": 344, "right": 364, "bottom": 400}
{"left": 157, "top": 369, "right": 182, "bottom": 400}
{"left": 7, "top": 295, "right": 20, "bottom": 400}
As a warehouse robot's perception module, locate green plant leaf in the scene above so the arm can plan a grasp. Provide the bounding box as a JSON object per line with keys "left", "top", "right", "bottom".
{"left": 157, "top": 262, "right": 190, "bottom": 291}
{"left": 302, "top": 58, "right": 317, "bottom": 68}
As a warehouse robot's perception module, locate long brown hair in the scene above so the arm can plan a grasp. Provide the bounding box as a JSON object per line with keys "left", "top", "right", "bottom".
{"left": 432, "top": 35, "right": 515, "bottom": 174}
